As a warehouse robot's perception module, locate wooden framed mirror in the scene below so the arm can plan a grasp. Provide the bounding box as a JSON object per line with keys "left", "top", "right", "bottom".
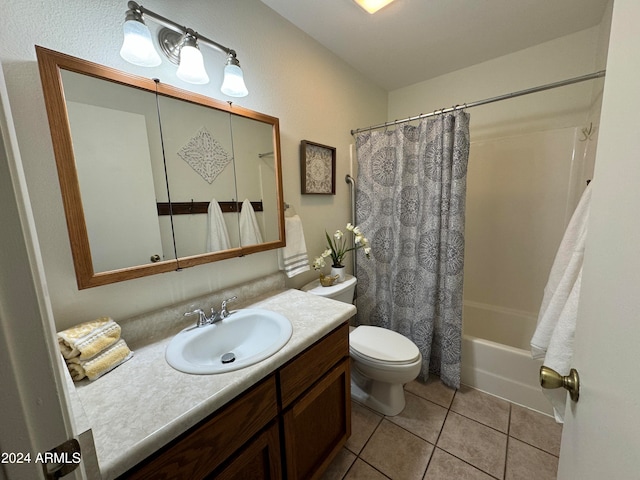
{"left": 36, "top": 46, "right": 285, "bottom": 289}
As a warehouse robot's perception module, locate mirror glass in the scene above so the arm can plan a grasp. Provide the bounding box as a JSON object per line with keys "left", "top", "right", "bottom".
{"left": 230, "top": 115, "right": 281, "bottom": 247}
{"left": 37, "top": 47, "right": 285, "bottom": 289}
{"left": 60, "top": 70, "right": 177, "bottom": 271}
{"left": 155, "top": 95, "right": 240, "bottom": 257}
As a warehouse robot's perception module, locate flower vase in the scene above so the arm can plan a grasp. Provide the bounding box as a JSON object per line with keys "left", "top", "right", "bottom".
{"left": 331, "top": 265, "right": 346, "bottom": 283}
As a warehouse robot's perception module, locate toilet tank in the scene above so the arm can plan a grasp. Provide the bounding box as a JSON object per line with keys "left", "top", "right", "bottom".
{"left": 301, "top": 275, "right": 357, "bottom": 304}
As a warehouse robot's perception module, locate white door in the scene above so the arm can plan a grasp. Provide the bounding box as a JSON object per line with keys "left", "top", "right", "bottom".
{"left": 0, "top": 66, "right": 89, "bottom": 478}
{"left": 67, "top": 102, "right": 164, "bottom": 272}
{"left": 557, "top": 0, "right": 640, "bottom": 478}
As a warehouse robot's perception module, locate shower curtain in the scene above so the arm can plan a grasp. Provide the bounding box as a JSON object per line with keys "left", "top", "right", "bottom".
{"left": 354, "top": 111, "right": 470, "bottom": 388}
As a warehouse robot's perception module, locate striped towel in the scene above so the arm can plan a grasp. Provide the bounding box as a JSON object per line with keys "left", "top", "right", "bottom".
{"left": 278, "top": 215, "right": 310, "bottom": 278}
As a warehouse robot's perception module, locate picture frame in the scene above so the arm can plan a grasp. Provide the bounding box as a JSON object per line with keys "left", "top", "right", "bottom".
{"left": 300, "top": 140, "right": 336, "bottom": 195}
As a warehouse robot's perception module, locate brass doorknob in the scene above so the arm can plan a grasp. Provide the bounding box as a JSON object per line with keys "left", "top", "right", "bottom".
{"left": 540, "top": 366, "right": 580, "bottom": 402}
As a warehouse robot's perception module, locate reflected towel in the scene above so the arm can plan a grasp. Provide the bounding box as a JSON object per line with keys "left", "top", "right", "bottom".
{"left": 207, "top": 197, "right": 231, "bottom": 252}
{"left": 531, "top": 183, "right": 592, "bottom": 422}
{"left": 239, "top": 199, "right": 263, "bottom": 246}
{"left": 57, "top": 317, "right": 121, "bottom": 360}
{"left": 66, "top": 339, "right": 133, "bottom": 382}
{"left": 278, "top": 215, "right": 310, "bottom": 278}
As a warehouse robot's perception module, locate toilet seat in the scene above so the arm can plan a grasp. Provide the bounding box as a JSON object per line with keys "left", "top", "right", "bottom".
{"left": 350, "top": 326, "right": 420, "bottom": 365}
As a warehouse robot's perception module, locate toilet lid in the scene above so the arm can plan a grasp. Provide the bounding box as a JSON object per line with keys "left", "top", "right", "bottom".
{"left": 350, "top": 326, "right": 420, "bottom": 364}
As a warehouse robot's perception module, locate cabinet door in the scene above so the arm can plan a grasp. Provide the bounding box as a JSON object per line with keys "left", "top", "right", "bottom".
{"left": 208, "top": 422, "right": 282, "bottom": 480}
{"left": 282, "top": 359, "right": 351, "bottom": 480}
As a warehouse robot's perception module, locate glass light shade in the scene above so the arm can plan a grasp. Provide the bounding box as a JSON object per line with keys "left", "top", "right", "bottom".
{"left": 221, "top": 64, "right": 249, "bottom": 97}
{"left": 176, "top": 45, "right": 210, "bottom": 84}
{"left": 120, "top": 19, "right": 162, "bottom": 67}
{"left": 353, "top": 0, "right": 395, "bottom": 14}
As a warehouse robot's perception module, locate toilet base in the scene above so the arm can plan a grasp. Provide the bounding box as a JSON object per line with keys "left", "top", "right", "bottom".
{"left": 350, "top": 368, "right": 407, "bottom": 416}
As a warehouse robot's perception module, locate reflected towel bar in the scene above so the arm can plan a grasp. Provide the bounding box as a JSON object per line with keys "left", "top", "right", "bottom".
{"left": 157, "top": 200, "right": 264, "bottom": 215}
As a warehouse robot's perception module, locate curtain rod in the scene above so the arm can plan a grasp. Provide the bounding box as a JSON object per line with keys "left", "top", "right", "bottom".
{"left": 351, "top": 70, "right": 606, "bottom": 135}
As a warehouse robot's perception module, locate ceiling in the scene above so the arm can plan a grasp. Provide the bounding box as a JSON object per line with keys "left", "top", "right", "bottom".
{"left": 260, "top": 0, "right": 610, "bottom": 91}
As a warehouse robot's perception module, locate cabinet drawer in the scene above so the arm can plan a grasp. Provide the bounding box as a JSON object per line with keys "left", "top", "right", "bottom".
{"left": 278, "top": 322, "right": 349, "bottom": 409}
{"left": 124, "top": 375, "right": 278, "bottom": 480}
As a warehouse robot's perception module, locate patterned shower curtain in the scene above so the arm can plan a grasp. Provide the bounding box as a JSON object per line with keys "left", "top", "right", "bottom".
{"left": 354, "top": 111, "right": 470, "bottom": 388}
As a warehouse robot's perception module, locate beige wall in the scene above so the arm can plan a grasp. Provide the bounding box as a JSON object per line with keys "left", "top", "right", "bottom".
{"left": 0, "top": 0, "right": 387, "bottom": 330}
{"left": 389, "top": 26, "right": 603, "bottom": 141}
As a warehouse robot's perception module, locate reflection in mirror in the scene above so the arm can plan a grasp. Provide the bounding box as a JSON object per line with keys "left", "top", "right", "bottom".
{"left": 36, "top": 46, "right": 285, "bottom": 289}
{"left": 230, "top": 115, "right": 280, "bottom": 246}
{"left": 156, "top": 94, "right": 239, "bottom": 257}
{"left": 60, "top": 70, "right": 176, "bottom": 271}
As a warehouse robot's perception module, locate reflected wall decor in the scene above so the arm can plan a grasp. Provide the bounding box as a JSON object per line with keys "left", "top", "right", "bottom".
{"left": 300, "top": 140, "right": 336, "bottom": 195}
{"left": 177, "top": 126, "right": 232, "bottom": 184}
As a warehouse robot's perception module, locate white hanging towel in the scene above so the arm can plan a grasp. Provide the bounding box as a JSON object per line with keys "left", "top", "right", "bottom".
{"left": 531, "top": 183, "right": 592, "bottom": 422}
{"left": 239, "top": 199, "right": 263, "bottom": 246}
{"left": 207, "top": 198, "right": 231, "bottom": 252}
{"left": 278, "top": 215, "right": 311, "bottom": 278}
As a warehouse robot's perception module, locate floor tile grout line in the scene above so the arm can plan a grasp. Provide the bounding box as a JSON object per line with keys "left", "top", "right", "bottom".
{"left": 429, "top": 447, "right": 503, "bottom": 480}
{"left": 447, "top": 408, "right": 510, "bottom": 436}
{"left": 508, "top": 435, "right": 561, "bottom": 459}
{"left": 349, "top": 409, "right": 384, "bottom": 457}
{"left": 440, "top": 391, "right": 505, "bottom": 480}
{"left": 422, "top": 396, "right": 455, "bottom": 478}
{"left": 503, "top": 403, "right": 513, "bottom": 480}
{"left": 340, "top": 455, "right": 392, "bottom": 480}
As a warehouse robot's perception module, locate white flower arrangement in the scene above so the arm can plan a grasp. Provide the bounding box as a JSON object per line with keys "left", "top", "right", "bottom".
{"left": 312, "top": 223, "right": 371, "bottom": 270}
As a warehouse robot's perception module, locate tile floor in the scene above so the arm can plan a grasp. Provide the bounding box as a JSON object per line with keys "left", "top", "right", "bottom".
{"left": 322, "top": 377, "right": 562, "bottom": 480}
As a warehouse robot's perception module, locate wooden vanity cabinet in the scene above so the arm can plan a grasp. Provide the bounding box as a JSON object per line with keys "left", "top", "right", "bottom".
{"left": 279, "top": 323, "right": 351, "bottom": 479}
{"left": 121, "top": 321, "right": 350, "bottom": 480}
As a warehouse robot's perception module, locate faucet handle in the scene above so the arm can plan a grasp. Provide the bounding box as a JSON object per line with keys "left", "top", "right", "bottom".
{"left": 220, "top": 296, "right": 237, "bottom": 319}
{"left": 185, "top": 308, "right": 208, "bottom": 327}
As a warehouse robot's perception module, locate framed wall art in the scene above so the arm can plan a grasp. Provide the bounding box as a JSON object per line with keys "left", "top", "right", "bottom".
{"left": 300, "top": 140, "right": 336, "bottom": 195}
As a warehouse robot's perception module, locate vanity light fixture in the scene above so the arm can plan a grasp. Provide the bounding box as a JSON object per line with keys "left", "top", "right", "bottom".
{"left": 353, "top": 0, "right": 396, "bottom": 14}
{"left": 119, "top": 1, "right": 248, "bottom": 97}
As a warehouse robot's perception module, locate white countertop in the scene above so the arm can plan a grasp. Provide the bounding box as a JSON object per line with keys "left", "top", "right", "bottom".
{"left": 73, "top": 288, "right": 356, "bottom": 479}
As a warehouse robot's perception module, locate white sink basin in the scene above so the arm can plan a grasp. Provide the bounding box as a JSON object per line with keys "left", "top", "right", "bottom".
{"left": 166, "top": 308, "right": 293, "bottom": 374}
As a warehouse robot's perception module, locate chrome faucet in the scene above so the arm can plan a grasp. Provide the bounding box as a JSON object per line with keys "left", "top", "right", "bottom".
{"left": 184, "top": 296, "right": 238, "bottom": 327}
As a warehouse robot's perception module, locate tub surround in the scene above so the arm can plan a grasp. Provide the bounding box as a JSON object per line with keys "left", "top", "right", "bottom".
{"left": 70, "top": 273, "right": 356, "bottom": 479}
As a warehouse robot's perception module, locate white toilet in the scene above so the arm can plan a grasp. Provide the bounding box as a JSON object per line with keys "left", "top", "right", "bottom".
{"left": 302, "top": 274, "right": 422, "bottom": 416}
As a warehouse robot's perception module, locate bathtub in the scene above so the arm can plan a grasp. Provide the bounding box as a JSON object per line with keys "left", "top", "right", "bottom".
{"left": 461, "top": 301, "right": 552, "bottom": 415}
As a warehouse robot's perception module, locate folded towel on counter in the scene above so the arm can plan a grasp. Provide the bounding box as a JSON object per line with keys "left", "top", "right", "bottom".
{"left": 531, "top": 183, "right": 592, "bottom": 422}
{"left": 278, "top": 215, "right": 310, "bottom": 278}
{"left": 66, "top": 339, "right": 133, "bottom": 382}
{"left": 239, "top": 198, "right": 263, "bottom": 246}
{"left": 57, "top": 317, "right": 121, "bottom": 360}
{"left": 207, "top": 197, "right": 231, "bottom": 252}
